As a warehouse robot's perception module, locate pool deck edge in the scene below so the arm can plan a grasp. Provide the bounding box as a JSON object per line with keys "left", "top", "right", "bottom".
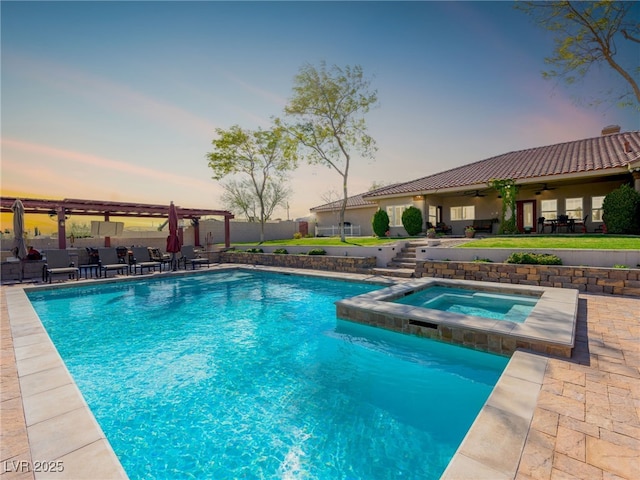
{"left": 3, "top": 286, "right": 128, "bottom": 480}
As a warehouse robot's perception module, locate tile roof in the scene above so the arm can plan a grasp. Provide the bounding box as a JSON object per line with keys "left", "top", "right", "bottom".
{"left": 364, "top": 131, "right": 640, "bottom": 199}
{"left": 310, "top": 192, "right": 377, "bottom": 212}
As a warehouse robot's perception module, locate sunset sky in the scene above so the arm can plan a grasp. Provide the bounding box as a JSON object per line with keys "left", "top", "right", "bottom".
{"left": 2, "top": 1, "right": 638, "bottom": 234}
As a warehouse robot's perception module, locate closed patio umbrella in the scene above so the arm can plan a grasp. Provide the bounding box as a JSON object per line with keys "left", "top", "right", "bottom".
{"left": 166, "top": 201, "right": 182, "bottom": 270}
{"left": 11, "top": 199, "right": 28, "bottom": 282}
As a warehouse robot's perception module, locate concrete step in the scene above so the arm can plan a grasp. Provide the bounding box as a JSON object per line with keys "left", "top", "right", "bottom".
{"left": 372, "top": 267, "right": 415, "bottom": 278}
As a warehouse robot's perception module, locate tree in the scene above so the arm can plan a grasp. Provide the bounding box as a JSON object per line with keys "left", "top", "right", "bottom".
{"left": 221, "top": 178, "right": 291, "bottom": 223}
{"left": 372, "top": 209, "right": 390, "bottom": 237}
{"left": 207, "top": 125, "right": 298, "bottom": 242}
{"left": 319, "top": 189, "right": 342, "bottom": 227}
{"left": 402, "top": 206, "right": 423, "bottom": 236}
{"left": 489, "top": 178, "right": 518, "bottom": 234}
{"left": 602, "top": 183, "right": 640, "bottom": 234}
{"left": 517, "top": 1, "right": 640, "bottom": 109}
{"left": 282, "top": 62, "right": 378, "bottom": 242}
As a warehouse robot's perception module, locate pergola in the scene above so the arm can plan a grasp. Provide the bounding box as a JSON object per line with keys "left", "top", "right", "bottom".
{"left": 0, "top": 197, "right": 234, "bottom": 250}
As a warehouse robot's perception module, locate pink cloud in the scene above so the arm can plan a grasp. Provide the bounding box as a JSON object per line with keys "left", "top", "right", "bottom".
{"left": 2, "top": 138, "right": 222, "bottom": 200}
{"left": 5, "top": 52, "right": 218, "bottom": 139}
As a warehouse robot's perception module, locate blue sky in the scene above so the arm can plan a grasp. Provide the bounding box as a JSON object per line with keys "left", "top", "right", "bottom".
{"left": 2, "top": 1, "right": 638, "bottom": 228}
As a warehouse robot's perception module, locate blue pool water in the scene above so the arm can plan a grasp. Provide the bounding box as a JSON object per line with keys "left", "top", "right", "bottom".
{"left": 28, "top": 270, "right": 508, "bottom": 479}
{"left": 395, "top": 286, "right": 538, "bottom": 323}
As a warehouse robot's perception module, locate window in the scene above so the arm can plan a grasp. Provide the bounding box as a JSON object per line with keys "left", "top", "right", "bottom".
{"left": 386, "top": 205, "right": 409, "bottom": 227}
{"left": 565, "top": 198, "right": 583, "bottom": 220}
{"left": 540, "top": 199, "right": 557, "bottom": 220}
{"left": 592, "top": 196, "right": 605, "bottom": 222}
{"left": 428, "top": 205, "right": 437, "bottom": 226}
{"left": 450, "top": 205, "right": 475, "bottom": 221}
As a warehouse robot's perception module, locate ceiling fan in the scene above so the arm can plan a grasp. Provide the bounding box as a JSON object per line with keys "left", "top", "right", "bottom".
{"left": 464, "top": 189, "right": 487, "bottom": 197}
{"left": 535, "top": 183, "right": 556, "bottom": 195}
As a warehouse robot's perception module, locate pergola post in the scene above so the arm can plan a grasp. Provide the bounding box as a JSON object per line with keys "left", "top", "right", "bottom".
{"left": 192, "top": 218, "right": 201, "bottom": 247}
{"left": 224, "top": 215, "right": 231, "bottom": 248}
{"left": 104, "top": 213, "right": 111, "bottom": 247}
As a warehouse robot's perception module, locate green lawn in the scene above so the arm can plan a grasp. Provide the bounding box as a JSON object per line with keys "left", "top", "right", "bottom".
{"left": 225, "top": 234, "right": 640, "bottom": 250}
{"left": 229, "top": 236, "right": 401, "bottom": 247}
{"left": 458, "top": 235, "right": 640, "bottom": 250}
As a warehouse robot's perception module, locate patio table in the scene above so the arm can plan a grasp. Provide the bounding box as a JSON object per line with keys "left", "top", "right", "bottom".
{"left": 79, "top": 264, "right": 100, "bottom": 279}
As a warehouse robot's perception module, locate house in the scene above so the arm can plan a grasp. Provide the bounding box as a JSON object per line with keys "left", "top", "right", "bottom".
{"left": 310, "top": 192, "right": 379, "bottom": 236}
{"left": 311, "top": 127, "right": 640, "bottom": 236}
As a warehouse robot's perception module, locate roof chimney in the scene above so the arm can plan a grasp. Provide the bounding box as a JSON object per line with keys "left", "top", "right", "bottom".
{"left": 601, "top": 125, "right": 621, "bottom": 136}
{"left": 624, "top": 140, "right": 632, "bottom": 153}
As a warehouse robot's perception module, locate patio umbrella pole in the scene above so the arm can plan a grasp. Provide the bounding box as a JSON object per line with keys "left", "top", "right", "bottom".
{"left": 166, "top": 201, "right": 182, "bottom": 271}
{"left": 11, "top": 199, "right": 28, "bottom": 283}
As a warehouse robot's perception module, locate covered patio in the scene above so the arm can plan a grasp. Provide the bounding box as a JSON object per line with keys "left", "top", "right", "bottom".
{"left": 0, "top": 197, "right": 234, "bottom": 249}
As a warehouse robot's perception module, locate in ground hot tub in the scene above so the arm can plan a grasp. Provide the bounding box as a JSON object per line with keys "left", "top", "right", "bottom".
{"left": 336, "top": 278, "right": 577, "bottom": 357}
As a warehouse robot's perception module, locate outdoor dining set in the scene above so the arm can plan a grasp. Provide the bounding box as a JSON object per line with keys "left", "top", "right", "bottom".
{"left": 42, "top": 245, "right": 210, "bottom": 283}
{"left": 538, "top": 215, "right": 588, "bottom": 234}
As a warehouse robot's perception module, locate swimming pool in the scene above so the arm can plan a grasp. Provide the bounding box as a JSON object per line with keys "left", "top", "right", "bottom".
{"left": 27, "top": 270, "right": 508, "bottom": 479}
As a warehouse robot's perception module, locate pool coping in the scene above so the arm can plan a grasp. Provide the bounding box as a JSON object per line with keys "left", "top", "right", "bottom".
{"left": 3, "top": 265, "right": 551, "bottom": 479}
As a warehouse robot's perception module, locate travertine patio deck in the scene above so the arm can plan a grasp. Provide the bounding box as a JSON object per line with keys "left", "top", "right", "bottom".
{"left": 1, "top": 275, "right": 639, "bottom": 479}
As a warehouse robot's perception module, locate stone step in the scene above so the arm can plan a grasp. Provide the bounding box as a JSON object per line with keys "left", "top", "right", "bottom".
{"left": 391, "top": 255, "right": 418, "bottom": 263}
{"left": 372, "top": 267, "right": 415, "bottom": 278}
{"left": 386, "top": 261, "right": 418, "bottom": 269}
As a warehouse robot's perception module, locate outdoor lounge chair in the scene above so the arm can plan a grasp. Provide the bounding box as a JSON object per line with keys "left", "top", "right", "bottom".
{"left": 130, "top": 247, "right": 162, "bottom": 275}
{"left": 180, "top": 245, "right": 210, "bottom": 270}
{"left": 148, "top": 247, "right": 172, "bottom": 270}
{"left": 42, "top": 250, "right": 79, "bottom": 283}
{"left": 98, "top": 248, "right": 129, "bottom": 277}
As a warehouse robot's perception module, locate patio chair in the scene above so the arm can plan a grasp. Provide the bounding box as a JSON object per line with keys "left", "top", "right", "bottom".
{"left": 130, "top": 247, "right": 162, "bottom": 275}
{"left": 556, "top": 214, "right": 570, "bottom": 233}
{"left": 42, "top": 250, "right": 80, "bottom": 283}
{"left": 98, "top": 248, "right": 129, "bottom": 277}
{"left": 574, "top": 215, "right": 588, "bottom": 233}
{"left": 180, "top": 245, "right": 210, "bottom": 270}
{"left": 148, "top": 247, "right": 172, "bottom": 270}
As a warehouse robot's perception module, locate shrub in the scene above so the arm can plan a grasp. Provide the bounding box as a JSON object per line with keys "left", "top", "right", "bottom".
{"left": 612, "top": 264, "right": 628, "bottom": 269}
{"left": 273, "top": 248, "right": 288, "bottom": 254}
{"left": 307, "top": 248, "right": 326, "bottom": 256}
{"left": 472, "top": 258, "right": 493, "bottom": 263}
{"left": 371, "top": 209, "right": 390, "bottom": 237}
{"left": 245, "top": 248, "right": 263, "bottom": 253}
{"left": 505, "top": 252, "right": 562, "bottom": 265}
{"left": 401, "top": 206, "right": 423, "bottom": 236}
{"left": 293, "top": 232, "right": 302, "bottom": 239}
{"left": 602, "top": 184, "right": 640, "bottom": 234}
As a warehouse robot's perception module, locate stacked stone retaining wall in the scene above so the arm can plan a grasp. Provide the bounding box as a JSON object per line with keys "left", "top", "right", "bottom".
{"left": 416, "top": 261, "right": 640, "bottom": 297}
{"left": 219, "top": 252, "right": 376, "bottom": 273}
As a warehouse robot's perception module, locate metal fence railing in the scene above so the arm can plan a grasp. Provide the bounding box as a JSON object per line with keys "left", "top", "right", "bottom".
{"left": 315, "top": 225, "right": 362, "bottom": 237}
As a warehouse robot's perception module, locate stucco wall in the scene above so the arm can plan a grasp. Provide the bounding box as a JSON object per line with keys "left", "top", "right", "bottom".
{"left": 415, "top": 246, "right": 640, "bottom": 269}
